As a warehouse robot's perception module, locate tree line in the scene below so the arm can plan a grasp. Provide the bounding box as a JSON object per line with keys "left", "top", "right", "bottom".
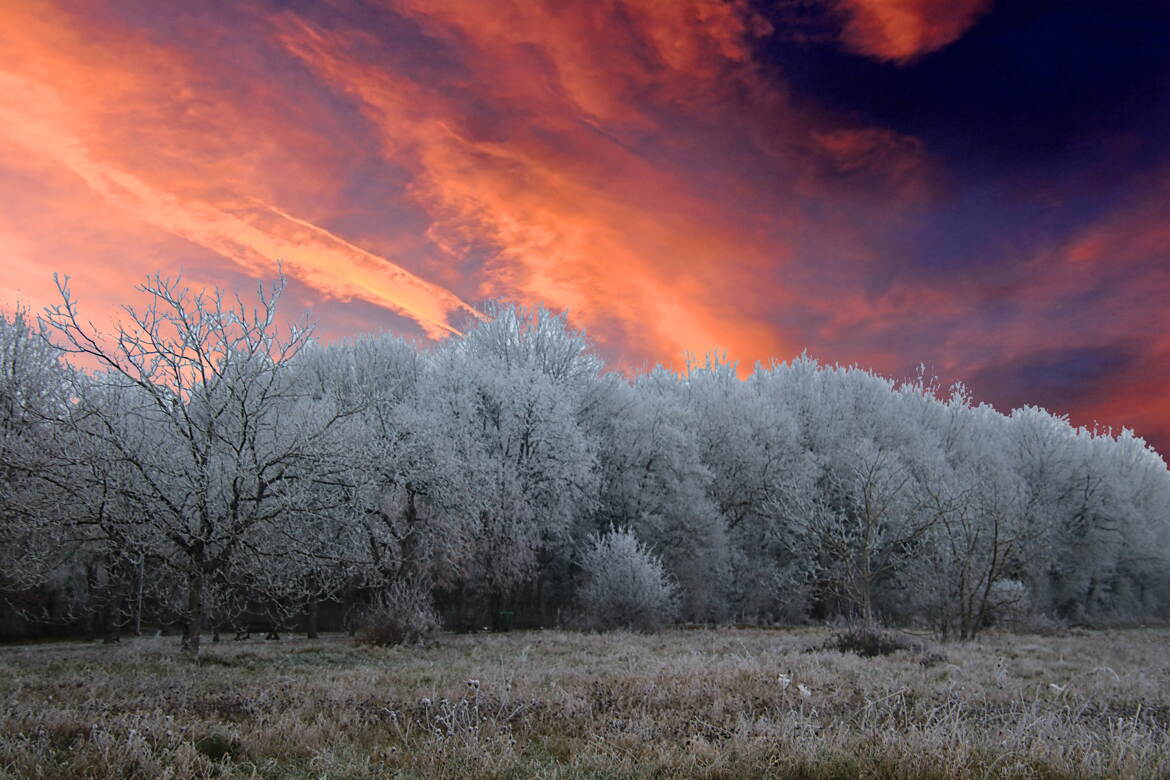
{"left": 2, "top": 272, "right": 1168, "bottom": 650}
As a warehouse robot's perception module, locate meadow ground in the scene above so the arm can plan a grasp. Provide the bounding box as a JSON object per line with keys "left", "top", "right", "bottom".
{"left": 1, "top": 626, "right": 1168, "bottom": 778}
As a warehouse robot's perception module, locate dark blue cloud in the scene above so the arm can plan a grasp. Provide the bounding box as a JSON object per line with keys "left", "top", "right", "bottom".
{"left": 756, "top": 0, "right": 1170, "bottom": 171}
{"left": 968, "top": 344, "right": 1137, "bottom": 419}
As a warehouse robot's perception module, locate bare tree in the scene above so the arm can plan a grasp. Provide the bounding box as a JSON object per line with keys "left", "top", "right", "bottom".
{"left": 42, "top": 271, "right": 351, "bottom": 653}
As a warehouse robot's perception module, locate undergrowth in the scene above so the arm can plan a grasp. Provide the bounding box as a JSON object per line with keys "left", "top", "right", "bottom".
{"left": 816, "top": 626, "right": 923, "bottom": 657}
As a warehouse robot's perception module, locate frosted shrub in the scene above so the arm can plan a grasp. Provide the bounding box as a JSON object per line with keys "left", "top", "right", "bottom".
{"left": 577, "top": 527, "right": 679, "bottom": 632}
{"left": 357, "top": 580, "right": 441, "bottom": 646}
{"left": 989, "top": 579, "right": 1031, "bottom": 626}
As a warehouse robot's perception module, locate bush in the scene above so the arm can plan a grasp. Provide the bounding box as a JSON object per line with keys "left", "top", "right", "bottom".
{"left": 819, "top": 626, "right": 921, "bottom": 657}
{"left": 1018, "top": 612, "right": 1068, "bottom": 636}
{"left": 356, "top": 580, "right": 441, "bottom": 647}
{"left": 989, "top": 579, "right": 1031, "bottom": 626}
{"left": 577, "top": 527, "right": 679, "bottom": 632}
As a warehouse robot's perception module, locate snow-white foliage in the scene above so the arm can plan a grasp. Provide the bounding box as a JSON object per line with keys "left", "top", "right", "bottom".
{"left": 588, "top": 369, "right": 729, "bottom": 622}
{"left": 2, "top": 273, "right": 1169, "bottom": 646}
{"left": 0, "top": 307, "right": 72, "bottom": 589}
{"left": 576, "top": 527, "right": 679, "bottom": 632}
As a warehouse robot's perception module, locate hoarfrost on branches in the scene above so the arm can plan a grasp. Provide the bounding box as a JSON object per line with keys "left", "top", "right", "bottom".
{"left": 1, "top": 272, "right": 1168, "bottom": 647}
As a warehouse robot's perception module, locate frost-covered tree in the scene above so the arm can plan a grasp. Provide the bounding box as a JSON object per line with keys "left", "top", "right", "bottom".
{"left": 909, "top": 394, "right": 1037, "bottom": 638}
{"left": 590, "top": 368, "right": 730, "bottom": 621}
{"left": 761, "top": 359, "right": 939, "bottom": 626}
{"left": 285, "top": 333, "right": 474, "bottom": 633}
{"left": 0, "top": 308, "right": 77, "bottom": 611}
{"left": 441, "top": 307, "right": 599, "bottom": 625}
{"left": 459, "top": 301, "right": 603, "bottom": 387}
{"left": 2, "top": 274, "right": 1168, "bottom": 643}
{"left": 1018, "top": 416, "right": 1170, "bottom": 622}
{"left": 41, "top": 272, "right": 358, "bottom": 652}
{"left": 686, "top": 354, "right": 814, "bottom": 621}
{"left": 1103, "top": 430, "right": 1170, "bottom": 617}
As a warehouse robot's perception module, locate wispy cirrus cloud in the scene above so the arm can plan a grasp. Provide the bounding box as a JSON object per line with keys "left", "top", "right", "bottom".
{"left": 0, "top": 0, "right": 476, "bottom": 338}
{"left": 273, "top": 0, "right": 941, "bottom": 368}
{"left": 273, "top": 2, "right": 777, "bottom": 365}
{"left": 1, "top": 0, "right": 1167, "bottom": 454}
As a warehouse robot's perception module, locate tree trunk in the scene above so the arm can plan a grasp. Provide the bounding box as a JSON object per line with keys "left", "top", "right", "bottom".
{"left": 181, "top": 568, "right": 204, "bottom": 654}
{"left": 400, "top": 488, "right": 425, "bottom": 584}
{"left": 102, "top": 558, "right": 129, "bottom": 643}
{"left": 134, "top": 554, "right": 144, "bottom": 636}
{"left": 455, "top": 582, "right": 469, "bottom": 632}
{"left": 306, "top": 600, "right": 319, "bottom": 639}
{"left": 102, "top": 594, "right": 122, "bottom": 643}
{"left": 84, "top": 562, "right": 99, "bottom": 641}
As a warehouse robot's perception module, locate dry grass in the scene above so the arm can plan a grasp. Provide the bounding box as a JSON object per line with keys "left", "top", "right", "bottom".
{"left": 1, "top": 627, "right": 1169, "bottom": 778}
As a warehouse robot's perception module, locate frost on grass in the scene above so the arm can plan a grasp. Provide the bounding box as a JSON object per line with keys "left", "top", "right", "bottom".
{"left": 2, "top": 627, "right": 1168, "bottom": 778}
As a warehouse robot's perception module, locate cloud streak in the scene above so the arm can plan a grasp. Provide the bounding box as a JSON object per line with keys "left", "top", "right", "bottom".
{"left": 0, "top": 0, "right": 476, "bottom": 338}
{"left": 272, "top": 2, "right": 803, "bottom": 366}
{"left": 1, "top": 0, "right": 1167, "bottom": 454}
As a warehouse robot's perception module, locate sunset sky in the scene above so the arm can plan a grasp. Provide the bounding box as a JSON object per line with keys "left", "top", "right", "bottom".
{"left": 1, "top": 0, "right": 1168, "bottom": 454}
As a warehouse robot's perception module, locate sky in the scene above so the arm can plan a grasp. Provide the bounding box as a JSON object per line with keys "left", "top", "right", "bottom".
{"left": 1, "top": 0, "right": 1168, "bottom": 455}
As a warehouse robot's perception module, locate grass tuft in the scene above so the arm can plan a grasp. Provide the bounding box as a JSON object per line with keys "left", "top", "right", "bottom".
{"left": 816, "top": 626, "right": 921, "bottom": 657}
{"left": 193, "top": 732, "right": 244, "bottom": 762}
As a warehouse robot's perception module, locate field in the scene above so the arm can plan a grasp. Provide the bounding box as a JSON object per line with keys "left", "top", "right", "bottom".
{"left": 1, "top": 627, "right": 1168, "bottom": 779}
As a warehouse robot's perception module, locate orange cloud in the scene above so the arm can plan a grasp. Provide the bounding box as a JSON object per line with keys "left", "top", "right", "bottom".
{"left": 0, "top": 0, "right": 476, "bottom": 339}
{"left": 809, "top": 127, "right": 930, "bottom": 198}
{"left": 0, "top": 0, "right": 941, "bottom": 375}
{"left": 2, "top": 0, "right": 934, "bottom": 375}
{"left": 274, "top": 2, "right": 809, "bottom": 368}
{"left": 833, "top": 0, "right": 993, "bottom": 62}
